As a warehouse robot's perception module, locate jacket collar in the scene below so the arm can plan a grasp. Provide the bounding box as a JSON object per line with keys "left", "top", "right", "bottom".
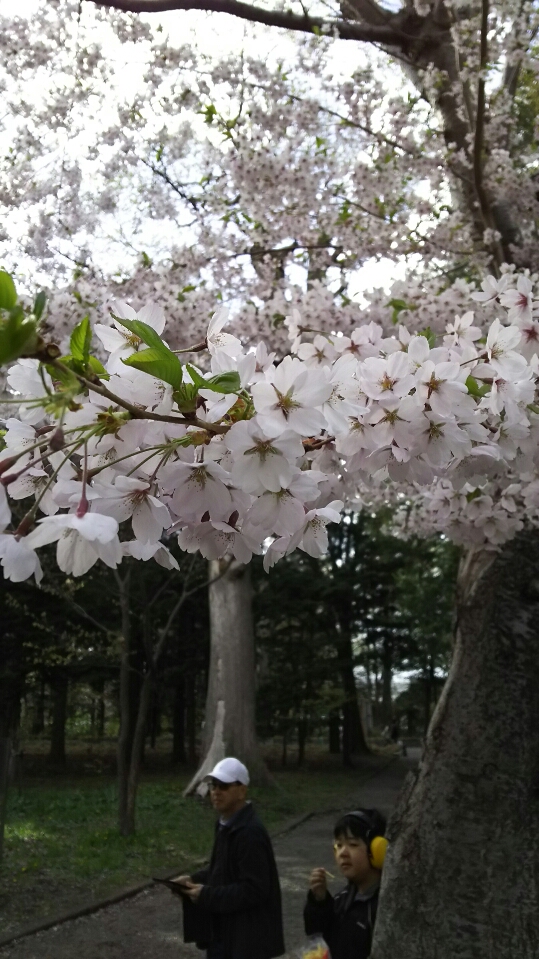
{"left": 217, "top": 801, "right": 254, "bottom": 833}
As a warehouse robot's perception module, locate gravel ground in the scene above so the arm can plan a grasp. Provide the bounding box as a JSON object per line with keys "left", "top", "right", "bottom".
{"left": 0, "top": 752, "right": 419, "bottom": 959}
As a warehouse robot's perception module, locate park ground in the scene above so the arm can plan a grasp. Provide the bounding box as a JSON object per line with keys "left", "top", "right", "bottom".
{"left": 0, "top": 749, "right": 419, "bottom": 958}
{"left": 0, "top": 738, "right": 403, "bottom": 940}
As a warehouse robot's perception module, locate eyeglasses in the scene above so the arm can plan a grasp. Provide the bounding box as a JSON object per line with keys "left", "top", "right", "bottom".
{"left": 209, "top": 780, "right": 239, "bottom": 791}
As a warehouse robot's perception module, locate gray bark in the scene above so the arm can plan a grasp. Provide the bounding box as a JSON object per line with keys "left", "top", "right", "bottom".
{"left": 184, "top": 560, "right": 273, "bottom": 795}
{"left": 372, "top": 534, "right": 539, "bottom": 959}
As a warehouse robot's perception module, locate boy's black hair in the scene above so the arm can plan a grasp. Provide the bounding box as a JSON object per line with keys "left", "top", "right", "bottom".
{"left": 333, "top": 808, "right": 387, "bottom": 843}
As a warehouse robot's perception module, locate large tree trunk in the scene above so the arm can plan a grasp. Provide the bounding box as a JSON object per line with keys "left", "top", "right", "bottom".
{"left": 372, "top": 534, "right": 539, "bottom": 959}
{"left": 340, "top": 639, "right": 370, "bottom": 763}
{"left": 184, "top": 560, "right": 273, "bottom": 794}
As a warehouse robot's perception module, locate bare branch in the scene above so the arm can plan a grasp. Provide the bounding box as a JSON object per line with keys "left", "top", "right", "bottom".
{"left": 87, "top": 0, "right": 420, "bottom": 45}
{"left": 473, "top": 0, "right": 503, "bottom": 271}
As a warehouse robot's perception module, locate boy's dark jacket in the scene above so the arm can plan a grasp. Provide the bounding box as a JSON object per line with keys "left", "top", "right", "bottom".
{"left": 304, "top": 882, "right": 379, "bottom": 959}
{"left": 181, "top": 802, "right": 285, "bottom": 959}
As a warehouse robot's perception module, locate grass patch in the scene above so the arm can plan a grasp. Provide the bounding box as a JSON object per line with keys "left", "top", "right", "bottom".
{"left": 0, "top": 751, "right": 389, "bottom": 936}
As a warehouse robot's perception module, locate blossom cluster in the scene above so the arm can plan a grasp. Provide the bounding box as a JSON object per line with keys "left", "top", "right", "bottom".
{"left": 1, "top": 271, "right": 539, "bottom": 583}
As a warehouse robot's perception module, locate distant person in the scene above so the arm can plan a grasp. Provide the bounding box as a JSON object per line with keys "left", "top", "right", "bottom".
{"left": 390, "top": 719, "right": 400, "bottom": 743}
{"left": 304, "top": 808, "right": 387, "bottom": 959}
{"left": 172, "top": 757, "right": 285, "bottom": 959}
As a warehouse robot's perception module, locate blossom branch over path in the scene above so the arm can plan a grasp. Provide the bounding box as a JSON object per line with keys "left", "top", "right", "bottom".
{"left": 2, "top": 267, "right": 539, "bottom": 583}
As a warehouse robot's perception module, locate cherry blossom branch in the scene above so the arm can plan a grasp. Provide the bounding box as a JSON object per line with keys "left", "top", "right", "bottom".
{"left": 247, "top": 83, "right": 419, "bottom": 156}
{"left": 48, "top": 359, "right": 228, "bottom": 434}
{"left": 87, "top": 0, "right": 422, "bottom": 45}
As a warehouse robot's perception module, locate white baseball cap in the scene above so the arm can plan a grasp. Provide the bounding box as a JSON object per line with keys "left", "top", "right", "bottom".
{"left": 206, "top": 757, "right": 250, "bottom": 785}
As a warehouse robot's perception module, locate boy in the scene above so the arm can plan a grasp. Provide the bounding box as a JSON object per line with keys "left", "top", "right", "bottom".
{"left": 304, "top": 808, "right": 387, "bottom": 959}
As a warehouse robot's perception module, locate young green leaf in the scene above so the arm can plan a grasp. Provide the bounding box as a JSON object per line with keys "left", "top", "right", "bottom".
{"left": 87, "top": 355, "right": 110, "bottom": 380}
{"left": 112, "top": 316, "right": 168, "bottom": 353}
{"left": 0, "top": 312, "right": 38, "bottom": 365}
{"left": 204, "top": 371, "right": 241, "bottom": 394}
{"left": 33, "top": 291, "right": 47, "bottom": 321}
{"left": 0, "top": 271, "right": 18, "bottom": 312}
{"left": 70, "top": 316, "right": 92, "bottom": 364}
{"left": 465, "top": 375, "right": 490, "bottom": 398}
{"left": 122, "top": 348, "right": 184, "bottom": 389}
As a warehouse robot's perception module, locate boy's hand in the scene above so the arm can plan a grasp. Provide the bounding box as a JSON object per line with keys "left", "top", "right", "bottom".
{"left": 309, "top": 868, "right": 328, "bottom": 901}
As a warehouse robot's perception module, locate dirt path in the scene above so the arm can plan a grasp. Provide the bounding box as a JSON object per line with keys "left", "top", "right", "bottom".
{"left": 0, "top": 753, "right": 418, "bottom": 959}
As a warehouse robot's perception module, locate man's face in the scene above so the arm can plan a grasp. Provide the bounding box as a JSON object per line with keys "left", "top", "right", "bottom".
{"left": 208, "top": 779, "right": 247, "bottom": 818}
{"left": 333, "top": 832, "right": 372, "bottom": 884}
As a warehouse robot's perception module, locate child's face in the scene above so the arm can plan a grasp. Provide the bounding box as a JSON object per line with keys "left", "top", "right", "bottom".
{"left": 333, "top": 832, "right": 372, "bottom": 884}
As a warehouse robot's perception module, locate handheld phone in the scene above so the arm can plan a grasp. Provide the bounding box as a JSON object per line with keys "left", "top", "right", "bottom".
{"left": 153, "top": 877, "right": 190, "bottom": 893}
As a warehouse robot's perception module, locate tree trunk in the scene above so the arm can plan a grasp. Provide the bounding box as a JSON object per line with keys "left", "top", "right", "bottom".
{"left": 328, "top": 710, "right": 341, "bottom": 754}
{"left": 340, "top": 653, "right": 370, "bottom": 764}
{"left": 125, "top": 671, "right": 154, "bottom": 832}
{"left": 117, "top": 568, "right": 137, "bottom": 836}
{"left": 297, "top": 717, "right": 308, "bottom": 767}
{"left": 186, "top": 675, "right": 197, "bottom": 765}
{"left": 172, "top": 676, "right": 187, "bottom": 764}
{"left": 372, "top": 535, "right": 539, "bottom": 959}
{"left": 184, "top": 560, "right": 273, "bottom": 794}
{"left": 0, "top": 737, "right": 11, "bottom": 865}
{"left": 97, "top": 681, "right": 106, "bottom": 740}
{"left": 49, "top": 673, "right": 68, "bottom": 766}
{"left": 31, "top": 679, "right": 46, "bottom": 735}
{"left": 381, "top": 642, "right": 393, "bottom": 724}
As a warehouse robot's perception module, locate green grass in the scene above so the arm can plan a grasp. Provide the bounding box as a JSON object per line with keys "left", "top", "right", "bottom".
{"left": 0, "top": 752, "right": 389, "bottom": 935}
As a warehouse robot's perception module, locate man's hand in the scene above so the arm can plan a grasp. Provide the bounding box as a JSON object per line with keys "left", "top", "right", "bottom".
{"left": 172, "top": 874, "right": 192, "bottom": 886}
{"left": 181, "top": 880, "right": 204, "bottom": 902}
{"left": 309, "top": 868, "right": 328, "bottom": 902}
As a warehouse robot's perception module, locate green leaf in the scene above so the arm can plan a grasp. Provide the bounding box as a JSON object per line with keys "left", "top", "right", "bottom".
{"left": 465, "top": 375, "right": 490, "bottom": 398}
{"left": 205, "top": 371, "right": 241, "bottom": 394}
{"left": 185, "top": 363, "right": 207, "bottom": 389}
{"left": 70, "top": 316, "right": 92, "bottom": 364}
{"left": 418, "top": 328, "right": 436, "bottom": 348}
{"left": 173, "top": 383, "right": 198, "bottom": 414}
{"left": 185, "top": 365, "right": 240, "bottom": 395}
{"left": 0, "top": 308, "right": 38, "bottom": 365}
{"left": 112, "top": 316, "right": 167, "bottom": 353}
{"left": 388, "top": 298, "right": 413, "bottom": 324}
{"left": 45, "top": 361, "right": 81, "bottom": 391}
{"left": 88, "top": 355, "right": 110, "bottom": 380}
{"left": 114, "top": 316, "right": 184, "bottom": 386}
{"left": 33, "top": 291, "right": 47, "bottom": 321}
{"left": 0, "top": 271, "right": 18, "bottom": 312}
{"left": 122, "top": 348, "right": 184, "bottom": 389}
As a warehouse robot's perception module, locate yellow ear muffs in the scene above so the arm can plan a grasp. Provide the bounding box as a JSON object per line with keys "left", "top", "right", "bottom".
{"left": 369, "top": 835, "right": 388, "bottom": 870}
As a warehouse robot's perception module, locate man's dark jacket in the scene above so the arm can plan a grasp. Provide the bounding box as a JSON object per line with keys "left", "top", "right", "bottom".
{"left": 304, "top": 882, "right": 379, "bottom": 959}
{"left": 182, "top": 802, "right": 285, "bottom": 959}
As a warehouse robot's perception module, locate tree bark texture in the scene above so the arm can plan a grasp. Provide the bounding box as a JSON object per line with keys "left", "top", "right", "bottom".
{"left": 340, "top": 646, "right": 370, "bottom": 761}
{"left": 184, "top": 560, "right": 273, "bottom": 794}
{"left": 372, "top": 534, "right": 539, "bottom": 959}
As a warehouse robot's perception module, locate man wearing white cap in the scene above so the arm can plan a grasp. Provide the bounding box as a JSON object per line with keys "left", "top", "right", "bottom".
{"left": 174, "top": 757, "right": 285, "bottom": 959}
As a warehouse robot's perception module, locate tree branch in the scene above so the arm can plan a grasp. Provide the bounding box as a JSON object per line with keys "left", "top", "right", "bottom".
{"left": 87, "top": 0, "right": 416, "bottom": 45}
{"left": 472, "top": 0, "right": 503, "bottom": 271}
